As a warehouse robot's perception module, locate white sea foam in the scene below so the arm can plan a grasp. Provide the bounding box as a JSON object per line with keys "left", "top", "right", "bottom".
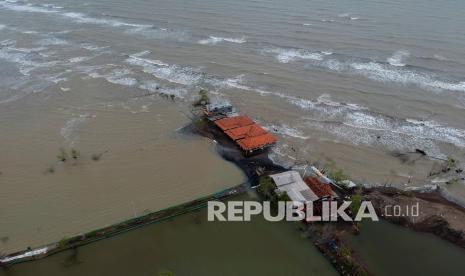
{"left": 36, "top": 37, "right": 69, "bottom": 46}
{"left": 0, "top": 1, "right": 59, "bottom": 13}
{"left": 68, "top": 56, "right": 90, "bottom": 63}
{"left": 0, "top": 43, "right": 59, "bottom": 75}
{"left": 126, "top": 55, "right": 202, "bottom": 86}
{"left": 88, "top": 68, "right": 138, "bottom": 87}
{"left": 265, "top": 124, "right": 310, "bottom": 139}
{"left": 320, "top": 59, "right": 465, "bottom": 93}
{"left": 61, "top": 12, "right": 147, "bottom": 28}
{"left": 329, "top": 110, "right": 465, "bottom": 151}
{"left": 125, "top": 25, "right": 188, "bottom": 41}
{"left": 387, "top": 50, "right": 409, "bottom": 67}
{"left": 265, "top": 48, "right": 324, "bottom": 63}
{"left": 198, "top": 36, "right": 246, "bottom": 45}
{"left": 1, "top": 1, "right": 187, "bottom": 42}
{"left": 61, "top": 114, "right": 92, "bottom": 146}
{"left": 80, "top": 43, "right": 109, "bottom": 51}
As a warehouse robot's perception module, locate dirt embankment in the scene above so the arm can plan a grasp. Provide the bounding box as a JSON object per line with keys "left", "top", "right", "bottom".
{"left": 364, "top": 187, "right": 465, "bottom": 248}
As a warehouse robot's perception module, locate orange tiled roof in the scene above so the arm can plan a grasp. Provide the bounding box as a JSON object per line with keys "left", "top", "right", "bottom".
{"left": 224, "top": 123, "right": 268, "bottom": 141}
{"left": 237, "top": 133, "right": 277, "bottom": 151}
{"left": 214, "top": 115, "right": 254, "bottom": 131}
{"left": 304, "top": 177, "right": 333, "bottom": 198}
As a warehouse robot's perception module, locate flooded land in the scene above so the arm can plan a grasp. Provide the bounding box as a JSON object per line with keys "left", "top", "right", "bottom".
{"left": 1, "top": 0, "right": 465, "bottom": 273}
{"left": 0, "top": 195, "right": 337, "bottom": 276}
{"left": 348, "top": 220, "right": 465, "bottom": 275}
{"left": 3, "top": 196, "right": 465, "bottom": 276}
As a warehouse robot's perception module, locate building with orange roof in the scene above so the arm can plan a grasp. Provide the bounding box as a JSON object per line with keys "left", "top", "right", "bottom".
{"left": 224, "top": 124, "right": 268, "bottom": 141}
{"left": 237, "top": 133, "right": 277, "bottom": 152}
{"left": 303, "top": 177, "right": 334, "bottom": 199}
{"left": 214, "top": 115, "right": 254, "bottom": 131}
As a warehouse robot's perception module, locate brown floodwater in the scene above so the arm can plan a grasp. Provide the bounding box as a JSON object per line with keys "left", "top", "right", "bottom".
{"left": 0, "top": 195, "right": 337, "bottom": 276}
{"left": 0, "top": 79, "right": 245, "bottom": 253}
{"left": 348, "top": 220, "right": 465, "bottom": 275}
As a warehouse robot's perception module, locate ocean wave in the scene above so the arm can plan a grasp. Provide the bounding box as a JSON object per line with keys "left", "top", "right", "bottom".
{"left": 264, "top": 47, "right": 324, "bottom": 63}
{"left": 0, "top": 42, "right": 60, "bottom": 75}
{"left": 387, "top": 50, "right": 409, "bottom": 67}
{"left": 305, "top": 108, "right": 465, "bottom": 158}
{"left": 1, "top": 1, "right": 187, "bottom": 41}
{"left": 61, "top": 12, "right": 148, "bottom": 28}
{"left": 126, "top": 54, "right": 202, "bottom": 86}
{"left": 265, "top": 124, "right": 310, "bottom": 139}
{"left": 68, "top": 56, "right": 91, "bottom": 63}
{"left": 338, "top": 13, "right": 359, "bottom": 20}
{"left": 223, "top": 73, "right": 465, "bottom": 153}
{"left": 125, "top": 25, "right": 188, "bottom": 41}
{"left": 88, "top": 68, "right": 138, "bottom": 87}
{"left": 36, "top": 37, "right": 69, "bottom": 46}
{"left": 217, "top": 75, "right": 365, "bottom": 116}
{"left": 0, "top": 1, "right": 59, "bottom": 13}
{"left": 198, "top": 36, "right": 246, "bottom": 45}
{"left": 318, "top": 58, "right": 465, "bottom": 93}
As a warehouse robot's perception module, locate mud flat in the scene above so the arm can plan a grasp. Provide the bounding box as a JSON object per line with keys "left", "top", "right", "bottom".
{"left": 363, "top": 187, "right": 465, "bottom": 248}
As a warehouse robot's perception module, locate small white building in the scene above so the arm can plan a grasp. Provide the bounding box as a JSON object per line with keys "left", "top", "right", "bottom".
{"left": 269, "top": 171, "right": 319, "bottom": 203}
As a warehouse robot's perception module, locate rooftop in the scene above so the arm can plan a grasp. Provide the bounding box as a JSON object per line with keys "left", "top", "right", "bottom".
{"left": 237, "top": 133, "right": 277, "bottom": 151}
{"left": 224, "top": 124, "right": 268, "bottom": 141}
{"left": 304, "top": 177, "right": 334, "bottom": 198}
{"left": 214, "top": 115, "right": 254, "bottom": 131}
{"left": 270, "top": 171, "right": 319, "bottom": 202}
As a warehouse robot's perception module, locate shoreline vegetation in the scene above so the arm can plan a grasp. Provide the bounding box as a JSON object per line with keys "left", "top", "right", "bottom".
{"left": 2, "top": 90, "right": 465, "bottom": 276}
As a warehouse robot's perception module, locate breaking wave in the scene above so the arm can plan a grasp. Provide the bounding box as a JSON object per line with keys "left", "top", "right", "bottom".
{"left": 0, "top": 1, "right": 59, "bottom": 13}
{"left": 265, "top": 124, "right": 310, "bottom": 140}
{"left": 0, "top": 1, "right": 187, "bottom": 41}
{"left": 125, "top": 53, "right": 203, "bottom": 86}
{"left": 264, "top": 47, "right": 324, "bottom": 63}
{"left": 87, "top": 68, "right": 138, "bottom": 87}
{"left": 321, "top": 59, "right": 465, "bottom": 92}
{"left": 198, "top": 36, "right": 246, "bottom": 45}
{"left": 262, "top": 45, "right": 465, "bottom": 93}
{"left": 387, "top": 50, "right": 409, "bottom": 67}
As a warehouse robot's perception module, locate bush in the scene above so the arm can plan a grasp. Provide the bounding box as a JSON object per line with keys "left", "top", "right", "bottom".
{"left": 91, "top": 153, "right": 103, "bottom": 161}
{"left": 158, "top": 269, "right": 174, "bottom": 276}
{"left": 57, "top": 147, "right": 69, "bottom": 162}
{"left": 257, "top": 176, "right": 277, "bottom": 200}
{"left": 58, "top": 237, "right": 70, "bottom": 249}
{"left": 71, "top": 149, "right": 80, "bottom": 160}
{"left": 325, "top": 160, "right": 348, "bottom": 183}
{"left": 351, "top": 194, "right": 362, "bottom": 217}
{"left": 194, "top": 89, "right": 210, "bottom": 106}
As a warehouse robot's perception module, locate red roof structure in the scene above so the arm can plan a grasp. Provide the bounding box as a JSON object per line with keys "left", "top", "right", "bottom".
{"left": 304, "top": 177, "right": 333, "bottom": 198}
{"left": 237, "top": 133, "right": 277, "bottom": 151}
{"left": 214, "top": 116, "right": 254, "bottom": 131}
{"left": 224, "top": 124, "right": 268, "bottom": 141}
